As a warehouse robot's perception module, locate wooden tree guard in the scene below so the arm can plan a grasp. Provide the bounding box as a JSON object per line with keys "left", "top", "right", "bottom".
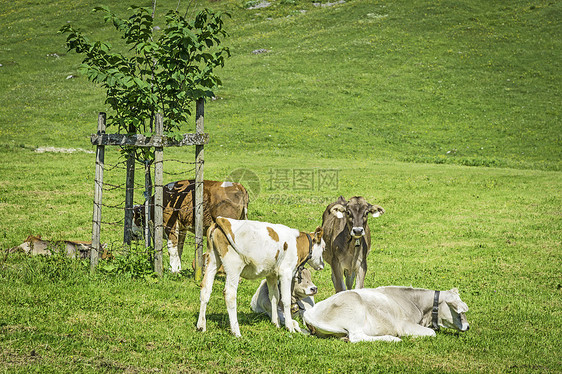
{"left": 194, "top": 100, "right": 205, "bottom": 282}
{"left": 123, "top": 150, "right": 135, "bottom": 245}
{"left": 153, "top": 114, "right": 164, "bottom": 275}
{"left": 90, "top": 99, "right": 208, "bottom": 276}
{"left": 91, "top": 113, "right": 106, "bottom": 273}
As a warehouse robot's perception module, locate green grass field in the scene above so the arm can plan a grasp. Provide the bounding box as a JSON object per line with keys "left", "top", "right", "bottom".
{"left": 1, "top": 0, "right": 561, "bottom": 372}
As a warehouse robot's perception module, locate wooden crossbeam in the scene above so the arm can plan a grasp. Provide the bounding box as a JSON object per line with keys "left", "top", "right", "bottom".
{"left": 90, "top": 133, "right": 209, "bottom": 147}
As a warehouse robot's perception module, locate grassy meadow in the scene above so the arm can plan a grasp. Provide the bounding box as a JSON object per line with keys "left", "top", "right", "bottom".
{"left": 1, "top": 0, "right": 561, "bottom": 372}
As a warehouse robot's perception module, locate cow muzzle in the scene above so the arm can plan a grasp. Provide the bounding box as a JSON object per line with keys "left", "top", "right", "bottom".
{"left": 352, "top": 227, "right": 365, "bottom": 238}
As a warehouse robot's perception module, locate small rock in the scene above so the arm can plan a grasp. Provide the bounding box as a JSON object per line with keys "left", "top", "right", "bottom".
{"left": 313, "top": 0, "right": 345, "bottom": 7}
{"left": 252, "top": 49, "right": 270, "bottom": 54}
{"left": 247, "top": 1, "right": 271, "bottom": 10}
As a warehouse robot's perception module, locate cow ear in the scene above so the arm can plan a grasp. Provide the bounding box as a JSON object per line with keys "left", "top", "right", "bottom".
{"left": 313, "top": 226, "right": 323, "bottom": 242}
{"left": 369, "top": 205, "right": 385, "bottom": 218}
{"left": 330, "top": 204, "right": 346, "bottom": 219}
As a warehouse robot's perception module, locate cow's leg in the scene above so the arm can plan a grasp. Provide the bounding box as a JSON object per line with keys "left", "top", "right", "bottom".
{"left": 346, "top": 271, "right": 356, "bottom": 290}
{"left": 177, "top": 225, "right": 186, "bottom": 261}
{"left": 354, "top": 260, "right": 368, "bottom": 289}
{"left": 266, "top": 276, "right": 281, "bottom": 328}
{"left": 224, "top": 267, "right": 243, "bottom": 337}
{"left": 196, "top": 249, "right": 221, "bottom": 332}
{"left": 347, "top": 331, "right": 402, "bottom": 343}
{"left": 331, "top": 266, "right": 346, "bottom": 293}
{"left": 400, "top": 323, "right": 437, "bottom": 338}
{"left": 279, "top": 272, "right": 301, "bottom": 333}
{"left": 167, "top": 224, "right": 182, "bottom": 273}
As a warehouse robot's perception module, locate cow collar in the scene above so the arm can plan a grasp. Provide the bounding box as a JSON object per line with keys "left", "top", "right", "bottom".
{"left": 291, "top": 299, "right": 306, "bottom": 315}
{"left": 432, "top": 290, "right": 440, "bottom": 331}
{"left": 296, "top": 233, "right": 313, "bottom": 282}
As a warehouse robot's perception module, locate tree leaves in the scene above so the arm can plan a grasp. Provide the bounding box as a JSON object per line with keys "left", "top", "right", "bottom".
{"left": 60, "top": 6, "right": 230, "bottom": 144}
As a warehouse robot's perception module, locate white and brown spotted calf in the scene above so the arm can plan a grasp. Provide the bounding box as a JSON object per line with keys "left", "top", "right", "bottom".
{"left": 197, "top": 217, "right": 325, "bottom": 337}
{"left": 132, "top": 180, "right": 248, "bottom": 272}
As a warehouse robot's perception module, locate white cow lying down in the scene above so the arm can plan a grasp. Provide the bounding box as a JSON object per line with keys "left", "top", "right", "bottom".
{"left": 251, "top": 267, "right": 317, "bottom": 327}
{"left": 303, "top": 286, "right": 469, "bottom": 343}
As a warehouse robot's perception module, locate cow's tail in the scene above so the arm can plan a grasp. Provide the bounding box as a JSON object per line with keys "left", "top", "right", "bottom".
{"left": 213, "top": 217, "right": 244, "bottom": 258}
{"left": 206, "top": 223, "right": 217, "bottom": 258}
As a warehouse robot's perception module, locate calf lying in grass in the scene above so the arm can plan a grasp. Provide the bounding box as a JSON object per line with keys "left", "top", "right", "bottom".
{"left": 9, "top": 235, "right": 111, "bottom": 260}
{"left": 251, "top": 267, "right": 317, "bottom": 327}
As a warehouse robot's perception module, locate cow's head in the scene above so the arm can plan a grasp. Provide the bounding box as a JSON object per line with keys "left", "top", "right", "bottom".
{"left": 131, "top": 204, "right": 145, "bottom": 240}
{"left": 438, "top": 288, "right": 470, "bottom": 332}
{"left": 329, "top": 196, "right": 385, "bottom": 238}
{"left": 308, "top": 227, "right": 325, "bottom": 271}
{"left": 292, "top": 268, "right": 318, "bottom": 300}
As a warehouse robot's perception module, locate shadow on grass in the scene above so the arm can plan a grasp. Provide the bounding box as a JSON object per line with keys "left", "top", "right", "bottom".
{"left": 193, "top": 311, "right": 268, "bottom": 330}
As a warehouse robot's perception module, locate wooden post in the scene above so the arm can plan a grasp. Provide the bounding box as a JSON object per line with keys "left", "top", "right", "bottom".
{"left": 153, "top": 113, "right": 164, "bottom": 275}
{"left": 194, "top": 99, "right": 205, "bottom": 282}
{"left": 144, "top": 162, "right": 152, "bottom": 250}
{"left": 91, "top": 112, "right": 106, "bottom": 272}
{"left": 123, "top": 150, "right": 135, "bottom": 245}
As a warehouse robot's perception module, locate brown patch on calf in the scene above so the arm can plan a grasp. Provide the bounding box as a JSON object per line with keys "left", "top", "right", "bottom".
{"left": 283, "top": 242, "right": 288, "bottom": 251}
{"left": 296, "top": 233, "right": 310, "bottom": 264}
{"left": 213, "top": 228, "right": 231, "bottom": 258}
{"left": 216, "top": 217, "right": 235, "bottom": 243}
{"left": 267, "top": 227, "right": 279, "bottom": 242}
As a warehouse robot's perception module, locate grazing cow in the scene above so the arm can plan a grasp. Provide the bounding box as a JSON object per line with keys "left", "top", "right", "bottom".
{"left": 322, "top": 196, "right": 385, "bottom": 292}
{"left": 251, "top": 267, "right": 317, "bottom": 326}
{"left": 132, "top": 179, "right": 249, "bottom": 272}
{"left": 197, "top": 217, "right": 325, "bottom": 337}
{"left": 9, "top": 235, "right": 111, "bottom": 260}
{"left": 303, "top": 286, "right": 470, "bottom": 343}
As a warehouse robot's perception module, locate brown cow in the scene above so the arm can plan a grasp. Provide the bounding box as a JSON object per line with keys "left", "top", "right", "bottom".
{"left": 132, "top": 180, "right": 248, "bottom": 272}
{"left": 321, "top": 196, "right": 385, "bottom": 293}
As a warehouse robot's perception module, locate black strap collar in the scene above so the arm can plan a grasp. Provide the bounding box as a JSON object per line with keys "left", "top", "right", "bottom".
{"left": 432, "top": 290, "right": 440, "bottom": 331}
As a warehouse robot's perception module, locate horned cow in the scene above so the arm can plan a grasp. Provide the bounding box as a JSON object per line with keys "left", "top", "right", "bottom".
{"left": 322, "top": 196, "right": 385, "bottom": 293}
